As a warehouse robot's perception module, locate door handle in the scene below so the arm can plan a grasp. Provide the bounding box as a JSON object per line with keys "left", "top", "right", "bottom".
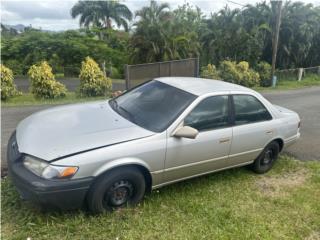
{"left": 219, "top": 138, "right": 230, "bottom": 143}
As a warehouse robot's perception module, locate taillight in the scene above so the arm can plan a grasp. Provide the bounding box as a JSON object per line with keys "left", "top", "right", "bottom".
{"left": 298, "top": 121, "right": 301, "bottom": 128}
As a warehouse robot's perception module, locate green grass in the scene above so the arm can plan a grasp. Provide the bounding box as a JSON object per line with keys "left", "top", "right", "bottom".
{"left": 2, "top": 79, "right": 125, "bottom": 107}
{"left": 2, "top": 155, "right": 320, "bottom": 240}
{"left": 1, "top": 92, "right": 107, "bottom": 107}
{"left": 254, "top": 75, "right": 320, "bottom": 91}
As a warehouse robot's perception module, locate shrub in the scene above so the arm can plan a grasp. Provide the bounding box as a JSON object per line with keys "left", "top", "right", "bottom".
{"left": 201, "top": 64, "right": 221, "bottom": 79}
{"left": 219, "top": 60, "right": 260, "bottom": 87}
{"left": 28, "top": 61, "right": 67, "bottom": 99}
{"left": 79, "top": 57, "right": 112, "bottom": 97}
{"left": 0, "top": 64, "right": 20, "bottom": 100}
{"left": 256, "top": 62, "right": 272, "bottom": 87}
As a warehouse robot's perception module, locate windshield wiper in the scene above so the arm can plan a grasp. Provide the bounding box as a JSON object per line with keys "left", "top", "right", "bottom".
{"left": 118, "top": 105, "right": 135, "bottom": 121}
{"left": 110, "top": 99, "right": 135, "bottom": 122}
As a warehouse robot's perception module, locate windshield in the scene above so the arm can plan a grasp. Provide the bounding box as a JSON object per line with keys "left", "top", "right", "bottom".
{"left": 109, "top": 80, "right": 196, "bottom": 132}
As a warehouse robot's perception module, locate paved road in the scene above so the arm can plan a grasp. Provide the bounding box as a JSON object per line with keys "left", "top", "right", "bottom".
{"left": 263, "top": 87, "right": 320, "bottom": 161}
{"left": 1, "top": 86, "right": 320, "bottom": 175}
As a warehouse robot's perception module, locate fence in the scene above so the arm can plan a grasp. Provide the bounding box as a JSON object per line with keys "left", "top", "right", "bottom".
{"left": 275, "top": 66, "right": 320, "bottom": 82}
{"left": 124, "top": 58, "right": 200, "bottom": 89}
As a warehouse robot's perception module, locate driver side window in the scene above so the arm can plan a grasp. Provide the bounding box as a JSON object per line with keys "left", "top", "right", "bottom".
{"left": 184, "top": 95, "right": 229, "bottom": 131}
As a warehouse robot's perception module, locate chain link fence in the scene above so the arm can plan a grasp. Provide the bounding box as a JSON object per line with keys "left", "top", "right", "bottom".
{"left": 124, "top": 58, "right": 200, "bottom": 89}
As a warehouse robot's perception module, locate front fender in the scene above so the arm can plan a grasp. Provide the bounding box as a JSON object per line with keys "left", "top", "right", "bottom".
{"left": 93, "top": 157, "right": 152, "bottom": 177}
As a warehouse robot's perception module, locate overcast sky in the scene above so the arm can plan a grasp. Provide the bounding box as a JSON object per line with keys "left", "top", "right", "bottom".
{"left": 1, "top": 0, "right": 320, "bottom": 31}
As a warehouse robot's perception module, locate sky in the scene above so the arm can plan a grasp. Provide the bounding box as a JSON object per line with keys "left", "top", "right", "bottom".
{"left": 1, "top": 0, "right": 320, "bottom": 31}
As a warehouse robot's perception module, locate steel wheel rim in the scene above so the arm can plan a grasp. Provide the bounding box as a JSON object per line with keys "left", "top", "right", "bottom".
{"left": 262, "top": 149, "right": 274, "bottom": 165}
{"left": 104, "top": 180, "right": 134, "bottom": 207}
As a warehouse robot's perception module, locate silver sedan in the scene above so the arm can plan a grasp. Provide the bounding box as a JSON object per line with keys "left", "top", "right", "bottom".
{"left": 8, "top": 77, "right": 300, "bottom": 213}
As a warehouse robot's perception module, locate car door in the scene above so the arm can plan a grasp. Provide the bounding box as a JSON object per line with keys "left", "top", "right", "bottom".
{"left": 229, "top": 94, "right": 275, "bottom": 165}
{"left": 164, "top": 95, "right": 232, "bottom": 183}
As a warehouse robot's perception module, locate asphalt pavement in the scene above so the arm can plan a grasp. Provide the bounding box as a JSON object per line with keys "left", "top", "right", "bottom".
{"left": 1, "top": 86, "right": 320, "bottom": 176}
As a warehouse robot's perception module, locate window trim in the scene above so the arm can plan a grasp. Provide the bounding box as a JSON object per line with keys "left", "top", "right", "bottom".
{"left": 183, "top": 95, "right": 232, "bottom": 132}
{"left": 230, "top": 94, "right": 273, "bottom": 126}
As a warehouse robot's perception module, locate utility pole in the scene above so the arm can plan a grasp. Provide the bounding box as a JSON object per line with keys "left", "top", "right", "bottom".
{"left": 271, "top": 0, "right": 282, "bottom": 86}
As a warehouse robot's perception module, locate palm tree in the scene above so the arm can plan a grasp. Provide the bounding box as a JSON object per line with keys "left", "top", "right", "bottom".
{"left": 135, "top": 0, "right": 171, "bottom": 24}
{"left": 130, "top": 1, "right": 200, "bottom": 63}
{"left": 71, "top": 1, "right": 132, "bottom": 31}
{"left": 130, "top": 1, "right": 171, "bottom": 62}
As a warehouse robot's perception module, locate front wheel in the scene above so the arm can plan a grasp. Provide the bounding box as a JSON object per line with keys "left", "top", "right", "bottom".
{"left": 251, "top": 141, "right": 280, "bottom": 174}
{"left": 87, "top": 167, "right": 146, "bottom": 214}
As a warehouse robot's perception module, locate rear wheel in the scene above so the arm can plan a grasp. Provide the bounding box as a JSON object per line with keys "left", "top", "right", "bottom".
{"left": 251, "top": 141, "right": 280, "bottom": 174}
{"left": 87, "top": 167, "right": 145, "bottom": 214}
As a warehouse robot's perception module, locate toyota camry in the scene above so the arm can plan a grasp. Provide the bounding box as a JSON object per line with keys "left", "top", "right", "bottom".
{"left": 7, "top": 77, "right": 300, "bottom": 213}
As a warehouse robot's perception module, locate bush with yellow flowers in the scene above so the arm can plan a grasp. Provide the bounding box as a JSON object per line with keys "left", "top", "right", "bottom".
{"left": 28, "top": 61, "right": 67, "bottom": 99}
{"left": 200, "top": 64, "right": 221, "bottom": 80}
{"left": 79, "top": 57, "right": 112, "bottom": 97}
{"left": 219, "top": 60, "right": 260, "bottom": 87}
{"left": 0, "top": 64, "right": 20, "bottom": 101}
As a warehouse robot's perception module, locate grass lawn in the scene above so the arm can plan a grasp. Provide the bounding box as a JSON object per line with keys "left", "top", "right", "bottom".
{"left": 1, "top": 92, "right": 107, "bottom": 107}
{"left": 1, "top": 78, "right": 125, "bottom": 107}
{"left": 1, "top": 155, "right": 320, "bottom": 239}
{"left": 255, "top": 75, "right": 320, "bottom": 91}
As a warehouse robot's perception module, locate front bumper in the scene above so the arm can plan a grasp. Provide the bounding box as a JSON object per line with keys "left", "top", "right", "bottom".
{"left": 7, "top": 132, "right": 93, "bottom": 210}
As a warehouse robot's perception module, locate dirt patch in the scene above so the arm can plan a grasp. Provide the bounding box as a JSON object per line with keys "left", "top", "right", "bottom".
{"left": 256, "top": 169, "right": 309, "bottom": 197}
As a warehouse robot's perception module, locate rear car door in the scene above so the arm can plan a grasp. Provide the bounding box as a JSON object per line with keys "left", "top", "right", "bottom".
{"left": 229, "top": 94, "right": 275, "bottom": 165}
{"left": 164, "top": 95, "right": 232, "bottom": 183}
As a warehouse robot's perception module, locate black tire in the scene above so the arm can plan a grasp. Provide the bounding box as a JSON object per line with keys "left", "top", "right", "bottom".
{"left": 87, "top": 166, "right": 146, "bottom": 214}
{"left": 251, "top": 141, "right": 280, "bottom": 174}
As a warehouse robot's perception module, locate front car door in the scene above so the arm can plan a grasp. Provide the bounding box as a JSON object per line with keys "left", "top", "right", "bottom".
{"left": 229, "top": 94, "right": 275, "bottom": 165}
{"left": 164, "top": 95, "right": 232, "bottom": 184}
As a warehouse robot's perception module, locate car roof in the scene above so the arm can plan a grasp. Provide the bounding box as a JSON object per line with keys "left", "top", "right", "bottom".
{"left": 155, "top": 77, "right": 255, "bottom": 96}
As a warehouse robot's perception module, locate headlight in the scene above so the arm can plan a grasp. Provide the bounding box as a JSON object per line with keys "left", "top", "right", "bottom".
{"left": 23, "top": 156, "right": 78, "bottom": 179}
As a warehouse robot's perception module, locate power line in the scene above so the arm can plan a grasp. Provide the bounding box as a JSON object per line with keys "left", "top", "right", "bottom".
{"left": 226, "top": 0, "right": 246, "bottom": 7}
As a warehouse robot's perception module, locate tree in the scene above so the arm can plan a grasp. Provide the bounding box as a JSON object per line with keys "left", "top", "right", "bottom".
{"left": 277, "top": 2, "right": 320, "bottom": 68}
{"left": 130, "top": 1, "right": 171, "bottom": 62}
{"left": 130, "top": 1, "right": 201, "bottom": 63}
{"left": 1, "top": 29, "right": 129, "bottom": 76}
{"left": 71, "top": 0, "right": 132, "bottom": 31}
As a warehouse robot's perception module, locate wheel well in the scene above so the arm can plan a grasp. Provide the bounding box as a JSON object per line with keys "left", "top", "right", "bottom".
{"left": 273, "top": 138, "right": 284, "bottom": 152}
{"left": 97, "top": 164, "right": 152, "bottom": 194}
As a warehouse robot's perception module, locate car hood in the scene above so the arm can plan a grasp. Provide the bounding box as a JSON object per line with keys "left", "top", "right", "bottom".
{"left": 16, "top": 100, "right": 155, "bottom": 161}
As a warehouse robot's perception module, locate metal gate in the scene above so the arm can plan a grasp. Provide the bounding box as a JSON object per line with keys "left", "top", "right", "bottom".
{"left": 124, "top": 58, "right": 199, "bottom": 89}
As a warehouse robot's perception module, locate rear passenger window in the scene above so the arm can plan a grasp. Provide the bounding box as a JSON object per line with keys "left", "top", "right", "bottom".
{"left": 233, "top": 95, "right": 272, "bottom": 125}
{"left": 184, "top": 95, "right": 229, "bottom": 131}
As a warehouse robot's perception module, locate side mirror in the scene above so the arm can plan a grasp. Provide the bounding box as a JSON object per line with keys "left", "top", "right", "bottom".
{"left": 173, "top": 126, "right": 199, "bottom": 139}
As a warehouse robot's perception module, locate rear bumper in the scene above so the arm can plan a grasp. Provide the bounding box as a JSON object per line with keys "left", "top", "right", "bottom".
{"left": 7, "top": 132, "right": 93, "bottom": 210}
{"left": 284, "top": 132, "right": 300, "bottom": 149}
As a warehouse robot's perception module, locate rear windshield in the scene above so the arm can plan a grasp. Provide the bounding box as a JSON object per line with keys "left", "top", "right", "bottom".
{"left": 109, "top": 80, "right": 196, "bottom": 132}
